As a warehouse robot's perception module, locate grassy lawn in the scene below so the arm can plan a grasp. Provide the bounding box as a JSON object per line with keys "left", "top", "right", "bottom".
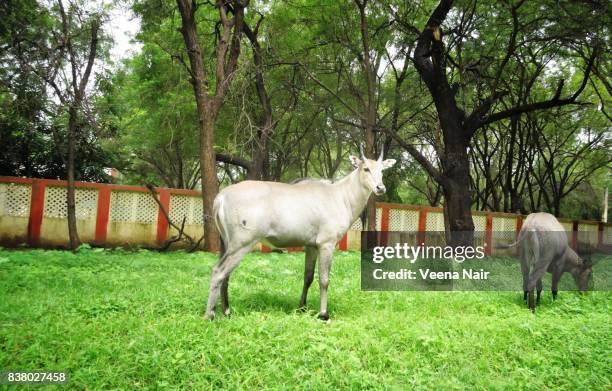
{"left": 0, "top": 248, "right": 610, "bottom": 389}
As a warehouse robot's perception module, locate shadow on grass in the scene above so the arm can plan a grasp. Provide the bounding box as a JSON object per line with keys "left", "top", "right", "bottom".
{"left": 231, "top": 291, "right": 301, "bottom": 314}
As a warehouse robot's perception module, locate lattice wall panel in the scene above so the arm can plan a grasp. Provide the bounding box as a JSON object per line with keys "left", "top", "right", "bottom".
{"left": 190, "top": 197, "right": 203, "bottom": 225}
{"left": 0, "top": 183, "right": 31, "bottom": 217}
{"left": 425, "top": 212, "right": 444, "bottom": 232}
{"left": 578, "top": 223, "right": 598, "bottom": 233}
{"left": 350, "top": 218, "right": 362, "bottom": 231}
{"left": 604, "top": 226, "right": 612, "bottom": 245}
{"left": 473, "top": 215, "right": 486, "bottom": 232}
{"left": 169, "top": 195, "right": 203, "bottom": 226}
{"left": 578, "top": 223, "right": 599, "bottom": 246}
{"left": 492, "top": 216, "right": 516, "bottom": 244}
{"left": 388, "top": 209, "right": 419, "bottom": 231}
{"left": 375, "top": 208, "right": 382, "bottom": 231}
{"left": 43, "top": 187, "right": 98, "bottom": 220}
{"left": 110, "top": 191, "right": 158, "bottom": 223}
{"left": 472, "top": 215, "right": 487, "bottom": 245}
{"left": 560, "top": 221, "right": 573, "bottom": 242}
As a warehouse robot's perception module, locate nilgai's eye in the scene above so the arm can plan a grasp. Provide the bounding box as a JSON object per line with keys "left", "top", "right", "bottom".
{"left": 364, "top": 167, "right": 370, "bottom": 172}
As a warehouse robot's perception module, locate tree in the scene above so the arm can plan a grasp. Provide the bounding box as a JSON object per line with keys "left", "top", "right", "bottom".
{"left": 176, "top": 0, "right": 247, "bottom": 251}
{"left": 390, "top": 0, "right": 602, "bottom": 245}
{"left": 44, "top": 0, "right": 102, "bottom": 250}
{"left": 0, "top": 0, "right": 110, "bottom": 182}
{"left": 2, "top": 0, "right": 105, "bottom": 250}
{"left": 530, "top": 108, "right": 610, "bottom": 216}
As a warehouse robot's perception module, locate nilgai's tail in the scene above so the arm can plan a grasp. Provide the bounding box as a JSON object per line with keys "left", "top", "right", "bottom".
{"left": 495, "top": 227, "right": 529, "bottom": 250}
{"left": 213, "top": 195, "right": 228, "bottom": 257}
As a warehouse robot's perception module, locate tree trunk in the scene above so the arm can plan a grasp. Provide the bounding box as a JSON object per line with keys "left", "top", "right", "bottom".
{"left": 66, "top": 105, "right": 80, "bottom": 250}
{"left": 365, "top": 127, "right": 377, "bottom": 231}
{"left": 244, "top": 22, "right": 273, "bottom": 181}
{"left": 177, "top": 0, "right": 245, "bottom": 251}
{"left": 248, "top": 125, "right": 270, "bottom": 180}
{"left": 434, "top": 79, "right": 475, "bottom": 244}
{"left": 553, "top": 199, "right": 561, "bottom": 217}
{"left": 200, "top": 109, "right": 220, "bottom": 252}
{"left": 441, "top": 139, "right": 475, "bottom": 245}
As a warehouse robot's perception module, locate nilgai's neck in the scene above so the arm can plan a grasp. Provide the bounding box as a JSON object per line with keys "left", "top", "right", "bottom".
{"left": 335, "top": 168, "right": 372, "bottom": 225}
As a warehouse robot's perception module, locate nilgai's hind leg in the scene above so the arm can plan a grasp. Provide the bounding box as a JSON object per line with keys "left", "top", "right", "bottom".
{"left": 317, "top": 243, "right": 334, "bottom": 321}
{"left": 299, "top": 246, "right": 317, "bottom": 311}
{"left": 205, "top": 245, "right": 253, "bottom": 320}
{"left": 536, "top": 278, "right": 543, "bottom": 306}
{"left": 221, "top": 276, "right": 230, "bottom": 316}
{"left": 521, "top": 260, "right": 529, "bottom": 302}
{"left": 527, "top": 263, "right": 548, "bottom": 312}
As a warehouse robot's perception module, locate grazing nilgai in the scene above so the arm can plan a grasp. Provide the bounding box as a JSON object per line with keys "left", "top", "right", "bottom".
{"left": 205, "top": 149, "right": 396, "bottom": 320}
{"left": 511, "top": 212, "right": 592, "bottom": 311}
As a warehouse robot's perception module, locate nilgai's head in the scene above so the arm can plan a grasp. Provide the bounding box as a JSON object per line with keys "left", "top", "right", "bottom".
{"left": 570, "top": 255, "right": 593, "bottom": 292}
{"left": 350, "top": 146, "right": 396, "bottom": 195}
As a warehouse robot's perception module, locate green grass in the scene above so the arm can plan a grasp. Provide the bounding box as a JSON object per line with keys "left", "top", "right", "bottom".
{"left": 0, "top": 249, "right": 610, "bottom": 390}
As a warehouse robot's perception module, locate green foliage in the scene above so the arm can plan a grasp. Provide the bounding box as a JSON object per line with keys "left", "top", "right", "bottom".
{"left": 0, "top": 0, "right": 113, "bottom": 181}
{"left": 101, "top": 41, "right": 200, "bottom": 188}
{"left": 0, "top": 249, "right": 610, "bottom": 389}
{"left": 2, "top": 0, "right": 608, "bottom": 216}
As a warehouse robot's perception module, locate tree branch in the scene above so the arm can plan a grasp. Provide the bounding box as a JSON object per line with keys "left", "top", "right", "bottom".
{"left": 413, "top": 0, "right": 453, "bottom": 83}
{"left": 478, "top": 49, "right": 598, "bottom": 128}
{"left": 216, "top": 152, "right": 251, "bottom": 170}
{"left": 384, "top": 127, "right": 447, "bottom": 187}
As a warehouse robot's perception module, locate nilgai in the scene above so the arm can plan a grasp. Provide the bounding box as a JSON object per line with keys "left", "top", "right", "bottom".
{"left": 205, "top": 148, "right": 395, "bottom": 320}
{"left": 511, "top": 212, "right": 592, "bottom": 311}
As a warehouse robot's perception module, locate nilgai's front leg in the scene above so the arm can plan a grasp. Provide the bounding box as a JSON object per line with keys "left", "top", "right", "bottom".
{"left": 551, "top": 268, "right": 562, "bottom": 300}
{"left": 528, "top": 290, "right": 535, "bottom": 311}
{"left": 317, "top": 243, "right": 334, "bottom": 321}
{"left": 299, "top": 246, "right": 317, "bottom": 310}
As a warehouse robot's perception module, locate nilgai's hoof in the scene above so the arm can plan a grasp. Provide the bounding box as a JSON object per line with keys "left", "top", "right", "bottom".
{"left": 297, "top": 306, "right": 307, "bottom": 313}
{"left": 223, "top": 308, "right": 231, "bottom": 317}
{"left": 204, "top": 312, "right": 215, "bottom": 321}
{"left": 318, "top": 312, "right": 329, "bottom": 321}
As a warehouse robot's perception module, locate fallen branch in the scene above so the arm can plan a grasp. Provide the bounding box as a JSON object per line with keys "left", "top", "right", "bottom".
{"left": 145, "top": 183, "right": 199, "bottom": 251}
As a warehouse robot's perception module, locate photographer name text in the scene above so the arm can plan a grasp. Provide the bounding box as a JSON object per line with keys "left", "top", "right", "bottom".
{"left": 373, "top": 268, "right": 490, "bottom": 280}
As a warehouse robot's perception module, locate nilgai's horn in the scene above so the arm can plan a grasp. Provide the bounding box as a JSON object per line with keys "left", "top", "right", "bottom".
{"left": 359, "top": 144, "right": 366, "bottom": 161}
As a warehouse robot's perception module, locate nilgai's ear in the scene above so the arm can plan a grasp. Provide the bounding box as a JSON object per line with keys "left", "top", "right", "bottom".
{"left": 382, "top": 159, "right": 396, "bottom": 169}
{"left": 349, "top": 155, "right": 361, "bottom": 168}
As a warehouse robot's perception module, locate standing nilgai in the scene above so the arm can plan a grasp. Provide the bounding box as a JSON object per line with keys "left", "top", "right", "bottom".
{"left": 205, "top": 148, "right": 395, "bottom": 320}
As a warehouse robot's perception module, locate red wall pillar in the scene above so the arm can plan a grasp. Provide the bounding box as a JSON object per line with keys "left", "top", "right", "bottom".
{"left": 95, "top": 187, "right": 111, "bottom": 244}
{"left": 156, "top": 189, "right": 171, "bottom": 244}
{"left": 380, "top": 205, "right": 390, "bottom": 246}
{"left": 418, "top": 207, "right": 427, "bottom": 245}
{"left": 515, "top": 215, "right": 523, "bottom": 238}
{"left": 485, "top": 213, "right": 493, "bottom": 256}
{"left": 27, "top": 180, "right": 45, "bottom": 246}
{"left": 338, "top": 234, "right": 348, "bottom": 251}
